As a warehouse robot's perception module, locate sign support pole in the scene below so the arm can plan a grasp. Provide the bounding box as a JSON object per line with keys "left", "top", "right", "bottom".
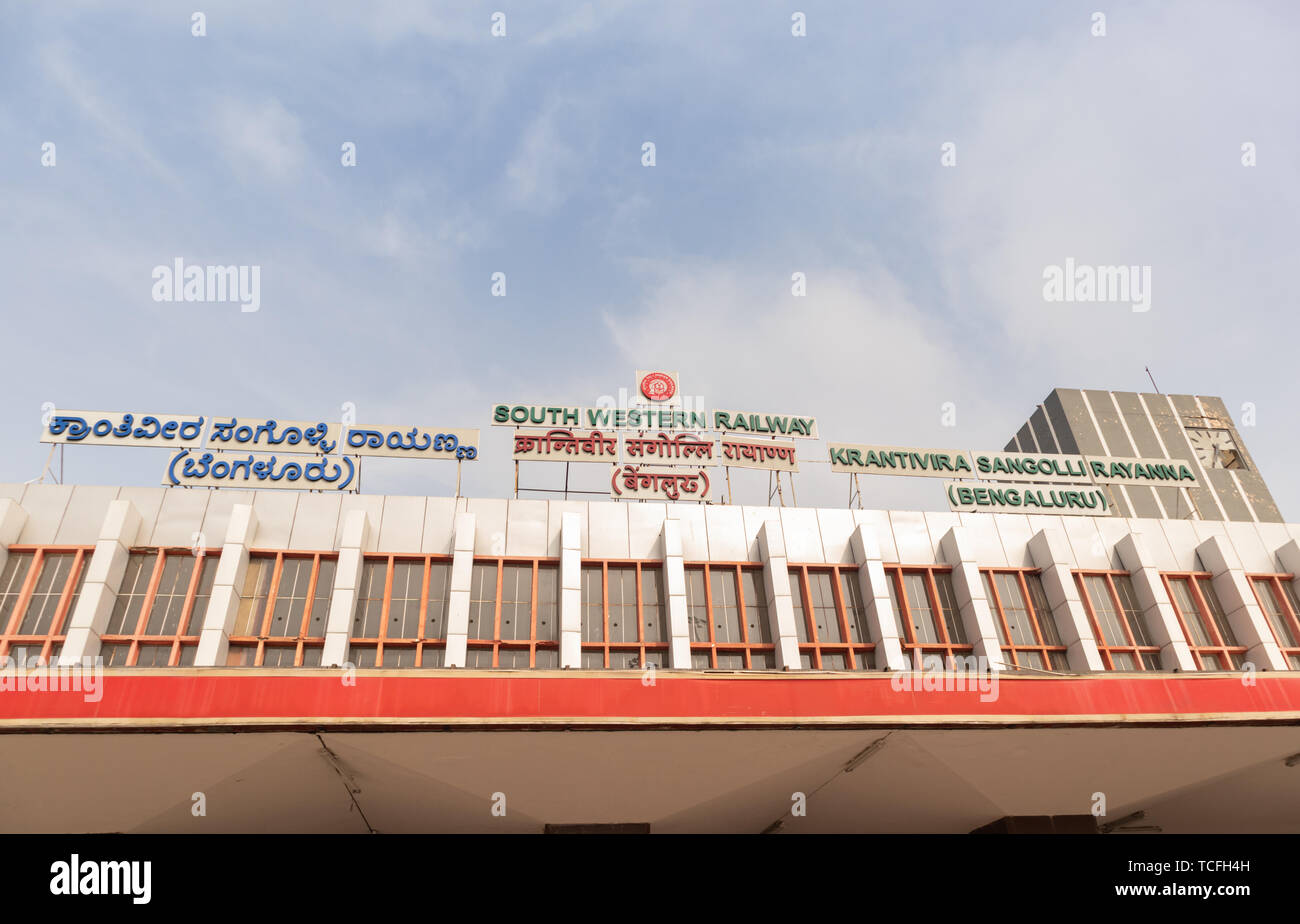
{"left": 456, "top": 460, "right": 462, "bottom": 498}
{"left": 514, "top": 461, "right": 519, "bottom": 499}
{"left": 725, "top": 466, "right": 733, "bottom": 505}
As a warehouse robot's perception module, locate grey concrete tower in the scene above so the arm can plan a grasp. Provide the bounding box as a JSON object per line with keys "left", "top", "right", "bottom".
{"left": 1005, "top": 388, "right": 1282, "bottom": 522}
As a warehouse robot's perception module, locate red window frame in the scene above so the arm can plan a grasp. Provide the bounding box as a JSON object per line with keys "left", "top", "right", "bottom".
{"left": 465, "top": 557, "right": 560, "bottom": 668}
{"left": 981, "top": 568, "right": 1069, "bottom": 672}
{"left": 0, "top": 546, "right": 92, "bottom": 665}
{"left": 1247, "top": 574, "right": 1300, "bottom": 669}
{"left": 887, "top": 565, "right": 972, "bottom": 668}
{"left": 580, "top": 559, "right": 671, "bottom": 669}
{"left": 348, "top": 554, "right": 453, "bottom": 668}
{"left": 789, "top": 564, "right": 874, "bottom": 670}
{"left": 1162, "top": 572, "right": 1247, "bottom": 671}
{"left": 1074, "top": 571, "right": 1162, "bottom": 670}
{"left": 100, "top": 547, "right": 218, "bottom": 667}
{"left": 227, "top": 551, "right": 336, "bottom": 667}
{"left": 685, "top": 563, "right": 776, "bottom": 669}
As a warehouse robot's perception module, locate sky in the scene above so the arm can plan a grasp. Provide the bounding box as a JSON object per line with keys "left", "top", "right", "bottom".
{"left": 2, "top": 0, "right": 1297, "bottom": 515}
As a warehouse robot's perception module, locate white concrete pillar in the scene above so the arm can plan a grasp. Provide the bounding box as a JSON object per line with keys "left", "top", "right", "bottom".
{"left": 194, "top": 504, "right": 258, "bottom": 666}
{"left": 849, "top": 523, "right": 907, "bottom": 671}
{"left": 757, "top": 520, "right": 801, "bottom": 670}
{"left": 1115, "top": 533, "right": 1197, "bottom": 671}
{"left": 662, "top": 518, "right": 692, "bottom": 669}
{"left": 1196, "top": 536, "right": 1287, "bottom": 671}
{"left": 0, "top": 499, "right": 30, "bottom": 582}
{"left": 322, "top": 509, "right": 371, "bottom": 668}
{"left": 559, "top": 512, "right": 582, "bottom": 668}
{"left": 58, "top": 500, "right": 142, "bottom": 666}
{"left": 1275, "top": 539, "right": 1300, "bottom": 581}
{"left": 1027, "top": 528, "right": 1104, "bottom": 672}
{"left": 937, "top": 527, "right": 1004, "bottom": 671}
{"left": 443, "top": 512, "right": 476, "bottom": 667}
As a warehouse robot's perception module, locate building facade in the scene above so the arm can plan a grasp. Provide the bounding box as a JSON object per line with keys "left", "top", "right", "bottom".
{"left": 1006, "top": 389, "right": 1281, "bottom": 522}
{"left": 3, "top": 480, "right": 1300, "bottom": 833}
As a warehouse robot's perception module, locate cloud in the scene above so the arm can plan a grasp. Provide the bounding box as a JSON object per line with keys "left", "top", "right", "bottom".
{"left": 209, "top": 97, "right": 307, "bottom": 180}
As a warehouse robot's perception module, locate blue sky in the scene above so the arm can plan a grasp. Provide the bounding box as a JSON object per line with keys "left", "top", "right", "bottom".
{"left": 2, "top": 1, "right": 1297, "bottom": 514}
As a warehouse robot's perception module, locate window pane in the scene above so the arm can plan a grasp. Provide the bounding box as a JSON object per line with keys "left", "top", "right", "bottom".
{"left": 641, "top": 568, "right": 667, "bottom": 643}
{"left": 187, "top": 555, "right": 216, "bottom": 635}
{"left": 710, "top": 570, "right": 741, "bottom": 644}
{"left": 233, "top": 557, "right": 272, "bottom": 636}
{"left": 741, "top": 571, "right": 771, "bottom": 644}
{"left": 499, "top": 564, "right": 532, "bottom": 641}
{"left": 1196, "top": 577, "right": 1239, "bottom": 647}
{"left": 840, "top": 571, "right": 868, "bottom": 643}
{"left": 425, "top": 562, "right": 451, "bottom": 639}
{"left": 809, "top": 572, "right": 842, "bottom": 643}
{"left": 685, "top": 569, "right": 709, "bottom": 642}
{"left": 309, "top": 559, "right": 335, "bottom": 636}
{"left": 994, "top": 573, "right": 1036, "bottom": 647}
{"left": 1254, "top": 579, "right": 1298, "bottom": 647}
{"left": 0, "top": 552, "right": 35, "bottom": 630}
{"left": 468, "top": 563, "right": 497, "bottom": 639}
{"left": 1167, "top": 577, "right": 1211, "bottom": 647}
{"left": 581, "top": 566, "right": 604, "bottom": 643}
{"left": 982, "top": 572, "right": 1009, "bottom": 646}
{"left": 388, "top": 561, "right": 423, "bottom": 639}
{"left": 790, "top": 571, "right": 810, "bottom": 643}
{"left": 901, "top": 573, "right": 936, "bottom": 644}
{"left": 1084, "top": 575, "right": 1128, "bottom": 648}
{"left": 932, "top": 572, "right": 965, "bottom": 644}
{"left": 608, "top": 567, "right": 636, "bottom": 643}
{"left": 1024, "top": 572, "right": 1063, "bottom": 647}
{"left": 536, "top": 565, "right": 558, "bottom": 641}
{"left": 105, "top": 553, "right": 151, "bottom": 636}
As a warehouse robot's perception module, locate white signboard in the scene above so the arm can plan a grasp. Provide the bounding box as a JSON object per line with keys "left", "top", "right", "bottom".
{"left": 43, "top": 411, "right": 207, "bottom": 448}
{"left": 343, "top": 426, "right": 479, "bottom": 460}
{"left": 944, "top": 481, "right": 1114, "bottom": 516}
{"left": 610, "top": 464, "right": 713, "bottom": 502}
{"left": 512, "top": 429, "right": 619, "bottom": 463}
{"left": 718, "top": 437, "right": 798, "bottom": 472}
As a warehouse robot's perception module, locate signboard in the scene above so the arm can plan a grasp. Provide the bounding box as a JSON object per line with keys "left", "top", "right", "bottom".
{"left": 1084, "top": 456, "right": 1198, "bottom": 487}
{"left": 970, "top": 451, "right": 1091, "bottom": 484}
{"left": 622, "top": 432, "right": 716, "bottom": 465}
{"left": 711, "top": 410, "right": 818, "bottom": 439}
{"left": 164, "top": 450, "right": 356, "bottom": 491}
{"left": 208, "top": 418, "right": 341, "bottom": 455}
{"left": 611, "top": 465, "right": 713, "bottom": 502}
{"left": 944, "top": 481, "right": 1113, "bottom": 516}
{"left": 512, "top": 429, "right": 618, "bottom": 463}
{"left": 829, "top": 444, "right": 973, "bottom": 478}
{"left": 342, "top": 426, "right": 479, "bottom": 460}
{"left": 492, "top": 404, "right": 710, "bottom": 431}
{"left": 719, "top": 437, "right": 798, "bottom": 472}
{"left": 43, "top": 411, "right": 206, "bottom": 449}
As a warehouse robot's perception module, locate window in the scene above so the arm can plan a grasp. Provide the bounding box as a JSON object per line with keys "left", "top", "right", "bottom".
{"left": 789, "top": 565, "right": 874, "bottom": 670}
{"left": 686, "top": 564, "right": 776, "bottom": 669}
{"left": 348, "top": 556, "right": 451, "bottom": 668}
{"left": 1075, "top": 572, "right": 1161, "bottom": 670}
{"left": 465, "top": 559, "right": 559, "bottom": 668}
{"left": 1163, "top": 573, "right": 1246, "bottom": 671}
{"left": 227, "top": 552, "right": 336, "bottom": 667}
{"left": 887, "top": 567, "right": 970, "bottom": 668}
{"left": 580, "top": 562, "right": 670, "bottom": 669}
{"left": 0, "top": 547, "right": 91, "bottom": 665}
{"left": 1249, "top": 575, "right": 1300, "bottom": 669}
{"left": 982, "top": 569, "right": 1069, "bottom": 671}
{"left": 100, "top": 549, "right": 216, "bottom": 667}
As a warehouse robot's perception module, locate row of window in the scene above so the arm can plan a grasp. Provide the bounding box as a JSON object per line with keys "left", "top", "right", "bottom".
{"left": 3, "top": 546, "right": 1300, "bottom": 672}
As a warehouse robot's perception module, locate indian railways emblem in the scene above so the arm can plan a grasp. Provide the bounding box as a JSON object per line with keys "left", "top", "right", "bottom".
{"left": 639, "top": 372, "right": 676, "bottom": 402}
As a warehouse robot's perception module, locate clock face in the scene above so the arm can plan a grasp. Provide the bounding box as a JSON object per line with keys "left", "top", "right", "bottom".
{"left": 1186, "top": 428, "right": 1242, "bottom": 470}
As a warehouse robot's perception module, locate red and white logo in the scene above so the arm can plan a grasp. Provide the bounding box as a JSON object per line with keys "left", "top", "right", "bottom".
{"left": 639, "top": 372, "right": 676, "bottom": 402}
